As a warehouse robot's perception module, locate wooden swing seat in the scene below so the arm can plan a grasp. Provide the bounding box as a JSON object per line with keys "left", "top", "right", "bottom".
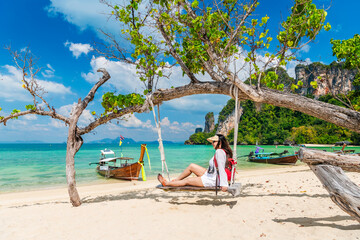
{"left": 156, "top": 182, "right": 242, "bottom": 196}
{"left": 157, "top": 184, "right": 219, "bottom": 191}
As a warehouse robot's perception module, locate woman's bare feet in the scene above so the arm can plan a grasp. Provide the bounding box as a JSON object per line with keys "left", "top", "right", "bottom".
{"left": 157, "top": 174, "right": 167, "bottom": 186}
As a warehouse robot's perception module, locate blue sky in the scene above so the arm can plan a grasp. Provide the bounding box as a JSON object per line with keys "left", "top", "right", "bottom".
{"left": 0, "top": 0, "right": 359, "bottom": 143}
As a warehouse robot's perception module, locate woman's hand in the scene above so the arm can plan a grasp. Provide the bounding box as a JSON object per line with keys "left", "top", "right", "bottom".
{"left": 221, "top": 186, "right": 228, "bottom": 192}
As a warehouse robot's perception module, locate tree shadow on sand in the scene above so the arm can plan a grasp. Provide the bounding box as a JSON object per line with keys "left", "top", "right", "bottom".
{"left": 241, "top": 183, "right": 330, "bottom": 198}
{"left": 273, "top": 215, "right": 360, "bottom": 230}
{"left": 81, "top": 188, "right": 239, "bottom": 208}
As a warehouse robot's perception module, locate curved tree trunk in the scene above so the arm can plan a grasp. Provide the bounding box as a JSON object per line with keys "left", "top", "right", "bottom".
{"left": 299, "top": 148, "right": 360, "bottom": 222}
{"left": 66, "top": 125, "right": 83, "bottom": 206}
{"left": 65, "top": 69, "right": 111, "bottom": 206}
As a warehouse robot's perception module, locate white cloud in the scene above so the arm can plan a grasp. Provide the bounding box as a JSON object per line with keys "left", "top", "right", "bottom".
{"left": 23, "top": 115, "right": 38, "bottom": 120}
{"left": 165, "top": 95, "right": 229, "bottom": 113}
{"left": 64, "top": 41, "right": 93, "bottom": 59}
{"left": 300, "top": 45, "right": 311, "bottom": 53}
{"left": 81, "top": 56, "right": 143, "bottom": 93}
{"left": 46, "top": 0, "right": 158, "bottom": 45}
{"left": 286, "top": 58, "right": 312, "bottom": 78}
{"left": 101, "top": 114, "right": 199, "bottom": 136}
{"left": 58, "top": 103, "right": 95, "bottom": 126}
{"left": 41, "top": 64, "right": 55, "bottom": 78}
{"left": 50, "top": 118, "right": 67, "bottom": 128}
{"left": 119, "top": 114, "right": 153, "bottom": 129}
{"left": 47, "top": 0, "right": 112, "bottom": 31}
{"left": 0, "top": 65, "right": 72, "bottom": 102}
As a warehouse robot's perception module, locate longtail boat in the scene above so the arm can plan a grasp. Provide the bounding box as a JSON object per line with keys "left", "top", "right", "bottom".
{"left": 91, "top": 144, "right": 146, "bottom": 180}
{"left": 333, "top": 143, "right": 360, "bottom": 156}
{"left": 248, "top": 147, "right": 298, "bottom": 165}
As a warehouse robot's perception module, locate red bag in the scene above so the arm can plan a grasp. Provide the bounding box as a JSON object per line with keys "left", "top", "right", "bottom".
{"left": 225, "top": 157, "right": 236, "bottom": 182}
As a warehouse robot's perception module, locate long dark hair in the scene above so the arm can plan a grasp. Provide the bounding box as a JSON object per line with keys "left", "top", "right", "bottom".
{"left": 215, "top": 134, "right": 233, "bottom": 159}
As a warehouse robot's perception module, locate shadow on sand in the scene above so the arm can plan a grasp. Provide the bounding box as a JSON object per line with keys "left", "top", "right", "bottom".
{"left": 81, "top": 188, "right": 239, "bottom": 208}
{"left": 273, "top": 215, "right": 360, "bottom": 230}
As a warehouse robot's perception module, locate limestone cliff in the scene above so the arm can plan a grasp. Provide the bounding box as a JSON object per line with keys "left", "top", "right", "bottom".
{"left": 204, "top": 112, "right": 215, "bottom": 133}
{"left": 217, "top": 106, "right": 243, "bottom": 136}
{"left": 295, "top": 62, "right": 357, "bottom": 97}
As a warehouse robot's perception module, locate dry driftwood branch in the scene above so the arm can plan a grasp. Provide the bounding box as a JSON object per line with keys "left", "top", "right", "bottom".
{"left": 298, "top": 147, "right": 360, "bottom": 172}
{"left": 308, "top": 164, "right": 360, "bottom": 222}
{"left": 298, "top": 148, "right": 360, "bottom": 222}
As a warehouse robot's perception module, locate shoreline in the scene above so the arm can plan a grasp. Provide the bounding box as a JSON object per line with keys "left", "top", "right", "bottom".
{"left": 1, "top": 164, "right": 359, "bottom": 240}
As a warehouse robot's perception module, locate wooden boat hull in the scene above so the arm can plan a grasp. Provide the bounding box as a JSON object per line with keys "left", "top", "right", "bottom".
{"left": 96, "top": 162, "right": 142, "bottom": 180}
{"left": 249, "top": 154, "right": 298, "bottom": 165}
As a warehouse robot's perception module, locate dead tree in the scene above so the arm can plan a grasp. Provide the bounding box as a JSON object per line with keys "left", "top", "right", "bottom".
{"left": 299, "top": 148, "right": 360, "bottom": 222}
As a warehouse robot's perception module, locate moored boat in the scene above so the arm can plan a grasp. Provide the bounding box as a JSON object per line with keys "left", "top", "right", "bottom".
{"left": 248, "top": 147, "right": 298, "bottom": 165}
{"left": 92, "top": 144, "right": 147, "bottom": 180}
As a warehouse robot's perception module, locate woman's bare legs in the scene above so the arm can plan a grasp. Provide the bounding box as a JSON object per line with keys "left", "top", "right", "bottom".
{"left": 172, "top": 163, "right": 207, "bottom": 181}
{"left": 158, "top": 163, "right": 207, "bottom": 187}
{"left": 166, "top": 176, "right": 204, "bottom": 187}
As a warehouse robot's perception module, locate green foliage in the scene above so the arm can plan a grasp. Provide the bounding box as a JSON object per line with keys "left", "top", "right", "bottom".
{"left": 218, "top": 98, "right": 235, "bottom": 123}
{"left": 10, "top": 109, "right": 21, "bottom": 119}
{"left": 187, "top": 93, "right": 360, "bottom": 145}
{"left": 113, "top": 0, "right": 166, "bottom": 91}
{"left": 331, "top": 34, "right": 360, "bottom": 71}
{"left": 101, "top": 92, "right": 145, "bottom": 115}
{"left": 186, "top": 129, "right": 216, "bottom": 145}
{"left": 277, "top": 0, "right": 330, "bottom": 48}
{"left": 25, "top": 105, "right": 36, "bottom": 111}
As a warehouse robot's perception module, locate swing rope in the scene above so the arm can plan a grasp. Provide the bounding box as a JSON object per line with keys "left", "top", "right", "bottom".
{"left": 148, "top": 95, "right": 171, "bottom": 181}
{"left": 230, "top": 84, "right": 241, "bottom": 185}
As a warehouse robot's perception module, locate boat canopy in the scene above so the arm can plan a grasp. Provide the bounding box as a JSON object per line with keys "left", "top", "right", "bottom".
{"left": 99, "top": 157, "right": 118, "bottom": 163}
{"left": 101, "top": 149, "right": 115, "bottom": 155}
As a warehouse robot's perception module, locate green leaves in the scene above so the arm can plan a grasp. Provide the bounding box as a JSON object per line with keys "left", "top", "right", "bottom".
{"left": 310, "top": 80, "right": 318, "bottom": 89}
{"left": 10, "top": 109, "right": 21, "bottom": 119}
{"left": 101, "top": 92, "right": 145, "bottom": 115}
{"left": 277, "top": 0, "right": 330, "bottom": 48}
{"left": 25, "top": 104, "right": 36, "bottom": 111}
{"left": 331, "top": 34, "right": 360, "bottom": 70}
{"left": 191, "top": 0, "right": 199, "bottom": 8}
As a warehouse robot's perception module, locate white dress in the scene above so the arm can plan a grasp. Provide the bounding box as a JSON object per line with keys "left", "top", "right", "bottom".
{"left": 201, "top": 149, "right": 229, "bottom": 187}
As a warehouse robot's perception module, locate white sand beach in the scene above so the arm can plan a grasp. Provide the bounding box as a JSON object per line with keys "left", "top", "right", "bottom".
{"left": 1, "top": 165, "right": 359, "bottom": 240}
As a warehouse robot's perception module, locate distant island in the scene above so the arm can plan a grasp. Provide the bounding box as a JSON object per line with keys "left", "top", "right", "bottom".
{"left": 87, "top": 137, "right": 177, "bottom": 145}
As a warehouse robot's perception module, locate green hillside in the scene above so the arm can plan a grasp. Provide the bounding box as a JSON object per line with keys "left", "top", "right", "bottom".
{"left": 186, "top": 94, "right": 360, "bottom": 145}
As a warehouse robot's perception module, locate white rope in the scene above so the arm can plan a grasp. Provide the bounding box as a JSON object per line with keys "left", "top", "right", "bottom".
{"left": 231, "top": 85, "right": 240, "bottom": 184}
{"left": 233, "top": 86, "right": 239, "bottom": 160}
{"left": 148, "top": 95, "right": 170, "bottom": 181}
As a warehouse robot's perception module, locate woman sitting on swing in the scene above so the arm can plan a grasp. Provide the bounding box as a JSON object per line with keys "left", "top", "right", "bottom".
{"left": 157, "top": 134, "right": 232, "bottom": 192}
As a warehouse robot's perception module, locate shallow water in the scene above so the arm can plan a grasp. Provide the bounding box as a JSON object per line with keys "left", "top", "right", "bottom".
{"left": 0, "top": 143, "right": 358, "bottom": 193}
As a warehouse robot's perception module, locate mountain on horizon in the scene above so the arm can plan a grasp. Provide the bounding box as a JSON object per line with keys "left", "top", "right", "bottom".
{"left": 87, "top": 137, "right": 178, "bottom": 145}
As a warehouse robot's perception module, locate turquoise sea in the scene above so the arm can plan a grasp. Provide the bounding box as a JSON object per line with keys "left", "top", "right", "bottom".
{"left": 1, "top": 143, "right": 359, "bottom": 193}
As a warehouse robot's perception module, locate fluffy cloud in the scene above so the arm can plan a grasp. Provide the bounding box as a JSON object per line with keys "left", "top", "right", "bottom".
{"left": 164, "top": 95, "right": 229, "bottom": 113}
{"left": 47, "top": 0, "right": 156, "bottom": 45}
{"left": 41, "top": 64, "right": 56, "bottom": 78}
{"left": 286, "top": 57, "right": 312, "bottom": 78}
{"left": 81, "top": 56, "right": 143, "bottom": 93}
{"left": 0, "top": 65, "right": 72, "bottom": 102}
{"left": 64, "top": 41, "right": 93, "bottom": 59}
{"left": 57, "top": 103, "right": 95, "bottom": 126}
{"left": 23, "top": 115, "right": 38, "bottom": 120}
{"left": 47, "top": 0, "right": 112, "bottom": 31}
{"left": 105, "top": 114, "right": 199, "bottom": 135}
{"left": 119, "top": 114, "right": 153, "bottom": 129}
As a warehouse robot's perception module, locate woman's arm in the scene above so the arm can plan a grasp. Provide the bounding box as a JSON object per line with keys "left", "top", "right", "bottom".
{"left": 215, "top": 149, "right": 229, "bottom": 191}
